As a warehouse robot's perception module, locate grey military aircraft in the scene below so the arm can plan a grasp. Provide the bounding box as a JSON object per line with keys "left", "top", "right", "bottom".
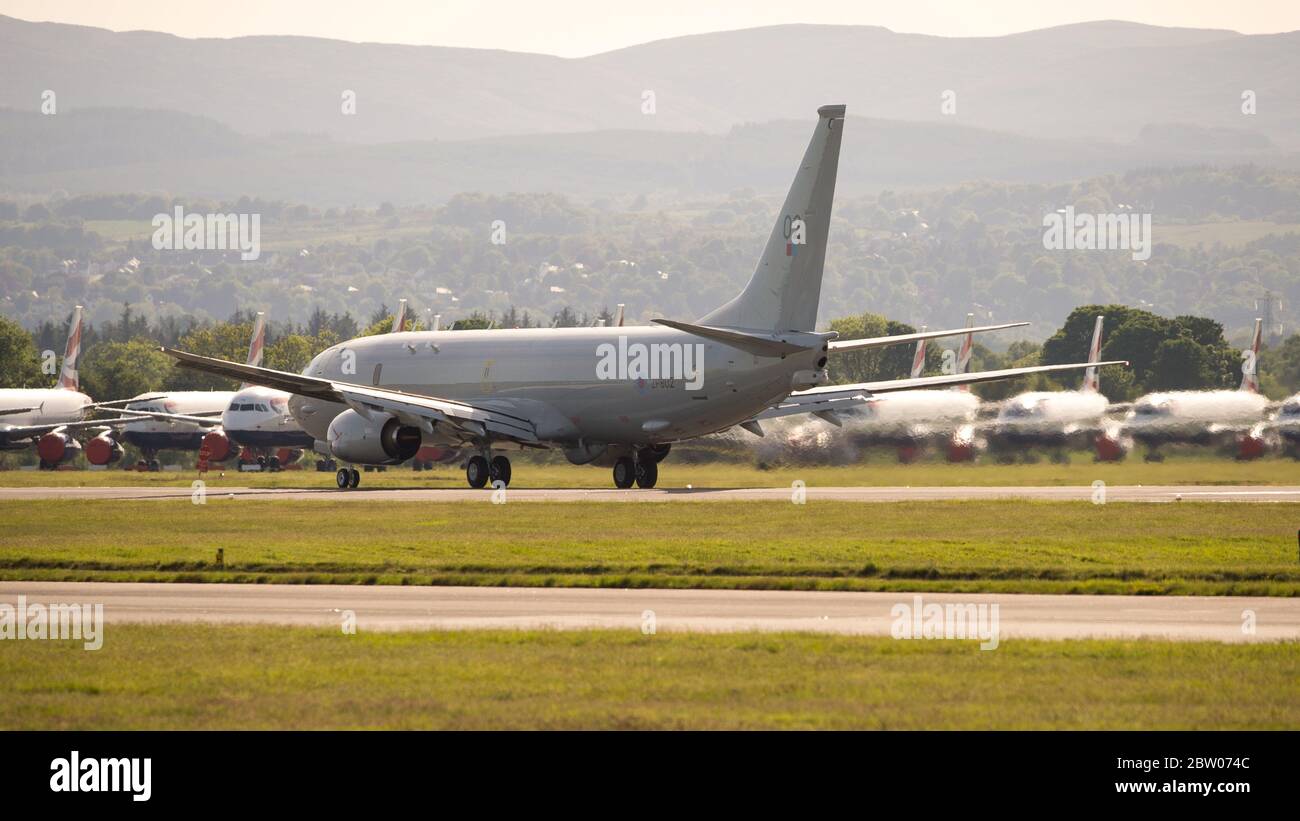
{"left": 165, "top": 104, "right": 1125, "bottom": 489}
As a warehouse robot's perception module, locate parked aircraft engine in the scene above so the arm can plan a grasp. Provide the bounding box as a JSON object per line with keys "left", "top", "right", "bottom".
{"left": 84, "top": 432, "right": 124, "bottom": 465}
{"left": 1235, "top": 427, "right": 1267, "bottom": 461}
{"left": 327, "top": 409, "right": 421, "bottom": 465}
{"left": 201, "top": 430, "right": 235, "bottom": 462}
{"left": 1093, "top": 433, "right": 1127, "bottom": 462}
{"left": 36, "top": 431, "right": 81, "bottom": 467}
{"left": 945, "top": 426, "right": 977, "bottom": 463}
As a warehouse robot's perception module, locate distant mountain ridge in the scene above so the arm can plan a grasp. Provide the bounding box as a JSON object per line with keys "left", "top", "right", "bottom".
{"left": 1, "top": 15, "right": 1295, "bottom": 147}
{"left": 3, "top": 106, "right": 1295, "bottom": 205}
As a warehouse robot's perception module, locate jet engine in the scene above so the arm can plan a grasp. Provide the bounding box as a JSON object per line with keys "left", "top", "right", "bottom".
{"left": 201, "top": 430, "right": 235, "bottom": 462}
{"left": 1093, "top": 433, "right": 1127, "bottom": 462}
{"left": 327, "top": 409, "right": 422, "bottom": 465}
{"left": 84, "top": 432, "right": 124, "bottom": 466}
{"left": 36, "top": 431, "right": 82, "bottom": 467}
{"left": 1235, "top": 429, "right": 1266, "bottom": 461}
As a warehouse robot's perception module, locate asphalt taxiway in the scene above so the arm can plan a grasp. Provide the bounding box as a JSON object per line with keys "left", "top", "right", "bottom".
{"left": 2, "top": 581, "right": 1296, "bottom": 642}
{"left": 3, "top": 484, "right": 1299, "bottom": 502}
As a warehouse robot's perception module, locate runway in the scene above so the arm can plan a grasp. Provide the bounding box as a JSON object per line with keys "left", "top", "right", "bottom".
{"left": 3, "top": 484, "right": 1300, "bottom": 502}
{"left": 2, "top": 581, "right": 1296, "bottom": 642}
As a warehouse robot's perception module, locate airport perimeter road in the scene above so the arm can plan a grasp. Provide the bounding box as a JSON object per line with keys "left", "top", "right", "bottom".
{"left": 2, "top": 485, "right": 1300, "bottom": 502}
{"left": 2, "top": 581, "right": 1297, "bottom": 642}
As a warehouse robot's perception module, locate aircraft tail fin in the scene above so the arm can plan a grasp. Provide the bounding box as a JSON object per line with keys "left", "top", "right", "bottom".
{"left": 241, "top": 311, "right": 266, "bottom": 390}
{"left": 698, "top": 104, "right": 845, "bottom": 333}
{"left": 55, "top": 305, "right": 82, "bottom": 391}
{"left": 1240, "top": 317, "right": 1263, "bottom": 392}
{"left": 954, "top": 313, "right": 975, "bottom": 392}
{"left": 1081, "top": 315, "right": 1104, "bottom": 393}
{"left": 391, "top": 299, "right": 409, "bottom": 333}
{"left": 910, "top": 326, "right": 927, "bottom": 379}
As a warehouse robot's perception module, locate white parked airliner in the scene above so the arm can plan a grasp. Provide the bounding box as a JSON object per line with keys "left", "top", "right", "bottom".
{"left": 0, "top": 306, "right": 125, "bottom": 467}
{"left": 984, "top": 315, "right": 1115, "bottom": 462}
{"left": 1121, "top": 318, "right": 1269, "bottom": 460}
{"left": 99, "top": 314, "right": 269, "bottom": 470}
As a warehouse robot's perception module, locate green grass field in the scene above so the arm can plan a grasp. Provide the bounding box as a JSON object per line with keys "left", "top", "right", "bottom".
{"left": 2, "top": 625, "right": 1295, "bottom": 729}
{"left": 3, "top": 499, "right": 1296, "bottom": 595}
{"left": 3, "top": 454, "right": 1296, "bottom": 488}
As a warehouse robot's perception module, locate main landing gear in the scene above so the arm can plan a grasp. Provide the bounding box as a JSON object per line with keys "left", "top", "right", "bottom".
{"left": 613, "top": 450, "right": 659, "bottom": 489}
{"left": 335, "top": 467, "right": 360, "bottom": 489}
{"left": 466, "top": 454, "right": 512, "bottom": 489}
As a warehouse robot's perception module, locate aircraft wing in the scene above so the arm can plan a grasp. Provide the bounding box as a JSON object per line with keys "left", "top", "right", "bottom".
{"left": 0, "top": 416, "right": 146, "bottom": 442}
{"left": 793, "top": 360, "right": 1129, "bottom": 398}
{"left": 163, "top": 349, "right": 342, "bottom": 402}
{"left": 162, "top": 348, "right": 540, "bottom": 445}
{"left": 108, "top": 408, "right": 224, "bottom": 427}
{"left": 332, "top": 384, "right": 540, "bottom": 444}
{"left": 828, "top": 322, "right": 1028, "bottom": 354}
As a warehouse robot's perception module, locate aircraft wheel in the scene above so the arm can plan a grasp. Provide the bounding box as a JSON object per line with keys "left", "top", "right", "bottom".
{"left": 335, "top": 468, "right": 350, "bottom": 489}
{"left": 490, "top": 455, "right": 512, "bottom": 487}
{"left": 635, "top": 459, "right": 658, "bottom": 489}
{"left": 613, "top": 457, "right": 635, "bottom": 489}
{"left": 268, "top": 456, "right": 280, "bottom": 472}
{"left": 466, "top": 455, "right": 490, "bottom": 488}
{"left": 348, "top": 468, "right": 361, "bottom": 488}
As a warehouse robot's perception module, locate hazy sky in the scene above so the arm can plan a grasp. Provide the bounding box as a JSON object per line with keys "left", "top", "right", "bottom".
{"left": 3, "top": 0, "right": 1298, "bottom": 57}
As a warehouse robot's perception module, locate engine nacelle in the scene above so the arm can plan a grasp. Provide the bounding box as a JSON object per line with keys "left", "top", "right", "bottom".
{"left": 327, "top": 410, "right": 422, "bottom": 466}
{"left": 37, "top": 431, "right": 81, "bottom": 466}
{"left": 563, "top": 441, "right": 608, "bottom": 465}
{"left": 1236, "top": 432, "right": 1266, "bottom": 461}
{"left": 946, "top": 440, "right": 975, "bottom": 463}
{"left": 1094, "top": 433, "right": 1126, "bottom": 462}
{"left": 85, "top": 432, "right": 124, "bottom": 465}
{"left": 202, "top": 430, "right": 234, "bottom": 462}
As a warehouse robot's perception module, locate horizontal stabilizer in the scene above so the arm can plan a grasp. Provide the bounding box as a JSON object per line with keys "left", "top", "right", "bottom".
{"left": 651, "top": 319, "right": 815, "bottom": 357}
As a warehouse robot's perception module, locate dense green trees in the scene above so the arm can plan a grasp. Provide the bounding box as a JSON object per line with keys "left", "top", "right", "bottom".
{"left": 0, "top": 315, "right": 45, "bottom": 389}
